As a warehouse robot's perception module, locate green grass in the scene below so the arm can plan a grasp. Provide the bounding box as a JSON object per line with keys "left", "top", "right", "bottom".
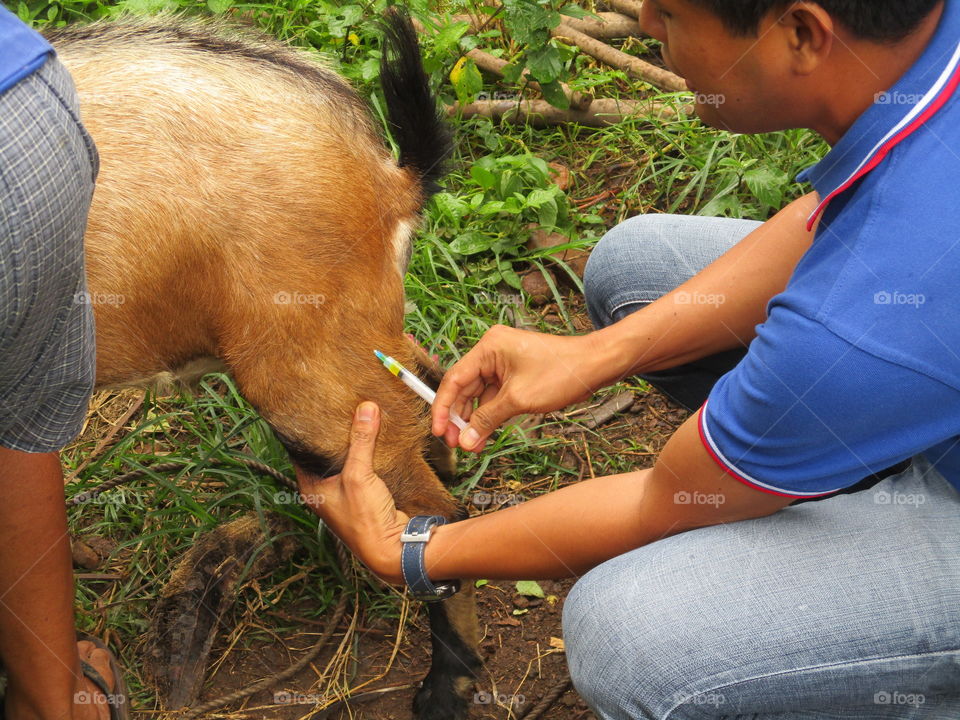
{"left": 22, "top": 0, "right": 831, "bottom": 710}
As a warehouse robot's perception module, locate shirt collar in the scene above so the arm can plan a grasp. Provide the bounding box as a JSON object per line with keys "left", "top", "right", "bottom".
{"left": 799, "top": 0, "right": 960, "bottom": 230}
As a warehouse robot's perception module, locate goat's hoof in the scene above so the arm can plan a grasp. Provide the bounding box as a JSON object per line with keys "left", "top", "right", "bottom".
{"left": 412, "top": 673, "right": 472, "bottom": 720}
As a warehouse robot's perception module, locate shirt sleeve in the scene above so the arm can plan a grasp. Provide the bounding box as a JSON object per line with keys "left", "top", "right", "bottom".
{"left": 700, "top": 307, "right": 960, "bottom": 498}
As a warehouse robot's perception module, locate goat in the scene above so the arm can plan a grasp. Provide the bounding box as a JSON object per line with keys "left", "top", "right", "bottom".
{"left": 47, "top": 12, "right": 480, "bottom": 719}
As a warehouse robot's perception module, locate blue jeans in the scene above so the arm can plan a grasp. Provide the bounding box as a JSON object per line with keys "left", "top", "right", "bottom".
{"left": 566, "top": 214, "right": 960, "bottom": 719}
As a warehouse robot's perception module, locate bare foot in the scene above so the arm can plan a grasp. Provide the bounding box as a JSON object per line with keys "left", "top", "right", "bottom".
{"left": 73, "top": 640, "right": 117, "bottom": 720}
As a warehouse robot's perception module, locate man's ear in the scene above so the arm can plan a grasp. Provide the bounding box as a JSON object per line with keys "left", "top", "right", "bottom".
{"left": 778, "top": 2, "right": 835, "bottom": 75}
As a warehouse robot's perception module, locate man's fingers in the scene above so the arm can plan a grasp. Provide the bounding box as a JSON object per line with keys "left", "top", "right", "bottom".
{"left": 459, "top": 394, "right": 512, "bottom": 451}
{"left": 343, "top": 402, "right": 381, "bottom": 478}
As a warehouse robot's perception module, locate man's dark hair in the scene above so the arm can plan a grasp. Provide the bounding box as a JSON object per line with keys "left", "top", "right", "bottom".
{"left": 688, "top": 0, "right": 942, "bottom": 42}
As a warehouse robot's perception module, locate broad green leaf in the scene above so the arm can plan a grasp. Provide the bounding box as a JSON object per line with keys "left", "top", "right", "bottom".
{"left": 117, "top": 0, "right": 175, "bottom": 14}
{"left": 516, "top": 579, "right": 545, "bottom": 598}
{"left": 526, "top": 187, "right": 558, "bottom": 207}
{"left": 537, "top": 198, "right": 558, "bottom": 228}
{"left": 526, "top": 46, "right": 563, "bottom": 84}
{"left": 449, "top": 232, "right": 493, "bottom": 255}
{"left": 744, "top": 167, "right": 789, "bottom": 209}
{"left": 502, "top": 266, "right": 522, "bottom": 289}
{"left": 434, "top": 20, "right": 470, "bottom": 53}
{"left": 207, "top": 0, "right": 232, "bottom": 13}
{"left": 538, "top": 79, "right": 570, "bottom": 109}
{"left": 450, "top": 57, "right": 483, "bottom": 105}
{"left": 501, "top": 61, "right": 524, "bottom": 84}
{"left": 560, "top": 4, "right": 592, "bottom": 19}
{"left": 470, "top": 164, "right": 497, "bottom": 191}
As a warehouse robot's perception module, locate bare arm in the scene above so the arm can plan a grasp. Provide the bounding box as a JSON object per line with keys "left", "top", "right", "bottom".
{"left": 434, "top": 192, "right": 820, "bottom": 450}
{"left": 0, "top": 448, "right": 84, "bottom": 719}
{"left": 422, "top": 409, "right": 791, "bottom": 580}
{"left": 590, "top": 191, "right": 820, "bottom": 380}
{"left": 298, "top": 403, "right": 793, "bottom": 585}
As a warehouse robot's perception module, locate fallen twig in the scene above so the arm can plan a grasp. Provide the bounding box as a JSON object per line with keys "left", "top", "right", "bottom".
{"left": 604, "top": 0, "right": 645, "bottom": 20}
{"left": 560, "top": 11, "right": 641, "bottom": 39}
{"left": 449, "top": 97, "right": 674, "bottom": 127}
{"left": 561, "top": 391, "right": 636, "bottom": 433}
{"left": 552, "top": 22, "right": 686, "bottom": 92}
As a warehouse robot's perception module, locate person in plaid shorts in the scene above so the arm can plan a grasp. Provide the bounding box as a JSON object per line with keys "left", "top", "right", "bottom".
{"left": 1, "top": 7, "right": 128, "bottom": 719}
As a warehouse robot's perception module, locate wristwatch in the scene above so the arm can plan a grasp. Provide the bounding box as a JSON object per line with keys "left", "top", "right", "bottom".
{"left": 400, "top": 515, "right": 460, "bottom": 602}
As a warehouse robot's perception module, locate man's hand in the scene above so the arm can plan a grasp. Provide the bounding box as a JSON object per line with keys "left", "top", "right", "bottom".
{"left": 295, "top": 403, "right": 409, "bottom": 585}
{"left": 433, "top": 326, "right": 610, "bottom": 451}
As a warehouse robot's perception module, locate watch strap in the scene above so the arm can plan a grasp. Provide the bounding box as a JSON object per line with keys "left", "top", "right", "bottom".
{"left": 400, "top": 515, "right": 459, "bottom": 601}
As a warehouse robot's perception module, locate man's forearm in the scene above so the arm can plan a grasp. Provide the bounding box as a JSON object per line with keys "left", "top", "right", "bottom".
{"left": 589, "top": 193, "right": 820, "bottom": 385}
{"left": 0, "top": 448, "right": 82, "bottom": 719}
{"left": 424, "top": 472, "right": 654, "bottom": 581}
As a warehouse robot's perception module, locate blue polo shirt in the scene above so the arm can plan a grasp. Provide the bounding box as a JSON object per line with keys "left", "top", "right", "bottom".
{"left": 0, "top": 5, "right": 53, "bottom": 95}
{"left": 700, "top": 0, "right": 960, "bottom": 498}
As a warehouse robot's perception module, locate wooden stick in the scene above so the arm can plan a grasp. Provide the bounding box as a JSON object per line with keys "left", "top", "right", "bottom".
{"left": 552, "top": 22, "right": 687, "bottom": 92}
{"left": 604, "top": 0, "right": 646, "bottom": 20}
{"left": 449, "top": 12, "right": 642, "bottom": 39}
{"left": 559, "top": 12, "right": 642, "bottom": 39}
{"left": 448, "top": 97, "right": 676, "bottom": 127}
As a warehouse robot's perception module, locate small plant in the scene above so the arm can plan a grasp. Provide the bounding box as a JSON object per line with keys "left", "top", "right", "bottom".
{"left": 427, "top": 152, "right": 592, "bottom": 289}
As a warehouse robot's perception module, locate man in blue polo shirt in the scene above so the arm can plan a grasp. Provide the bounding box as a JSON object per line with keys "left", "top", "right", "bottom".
{"left": 300, "top": 0, "right": 959, "bottom": 717}
{"left": 0, "top": 7, "right": 126, "bottom": 720}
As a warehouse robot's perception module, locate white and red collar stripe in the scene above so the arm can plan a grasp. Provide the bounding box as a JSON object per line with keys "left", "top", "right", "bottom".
{"left": 806, "top": 37, "right": 960, "bottom": 231}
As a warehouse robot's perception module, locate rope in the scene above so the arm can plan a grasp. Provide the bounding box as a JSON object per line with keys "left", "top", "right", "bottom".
{"left": 518, "top": 677, "right": 572, "bottom": 719}
{"left": 69, "top": 456, "right": 297, "bottom": 506}
{"left": 180, "top": 541, "right": 353, "bottom": 719}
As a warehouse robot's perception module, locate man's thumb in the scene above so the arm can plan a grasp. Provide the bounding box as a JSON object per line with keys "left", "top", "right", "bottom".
{"left": 345, "top": 402, "right": 380, "bottom": 473}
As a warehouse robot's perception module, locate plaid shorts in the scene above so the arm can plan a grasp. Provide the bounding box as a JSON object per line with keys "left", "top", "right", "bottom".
{"left": 0, "top": 55, "right": 99, "bottom": 452}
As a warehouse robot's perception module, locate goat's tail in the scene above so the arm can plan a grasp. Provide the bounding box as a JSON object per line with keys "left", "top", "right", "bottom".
{"left": 379, "top": 8, "right": 452, "bottom": 199}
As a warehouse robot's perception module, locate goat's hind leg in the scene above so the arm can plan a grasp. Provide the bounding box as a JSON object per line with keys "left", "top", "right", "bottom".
{"left": 229, "top": 341, "right": 481, "bottom": 720}
{"left": 396, "top": 492, "right": 482, "bottom": 720}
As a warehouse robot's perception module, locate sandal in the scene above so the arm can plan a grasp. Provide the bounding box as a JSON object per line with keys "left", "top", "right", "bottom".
{"left": 77, "top": 634, "right": 130, "bottom": 720}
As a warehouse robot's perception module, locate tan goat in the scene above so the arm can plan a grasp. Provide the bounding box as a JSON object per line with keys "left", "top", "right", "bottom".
{"left": 48, "top": 12, "right": 480, "bottom": 719}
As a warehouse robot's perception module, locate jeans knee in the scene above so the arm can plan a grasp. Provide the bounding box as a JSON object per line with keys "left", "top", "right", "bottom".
{"left": 583, "top": 214, "right": 684, "bottom": 330}
{"left": 562, "top": 561, "right": 668, "bottom": 719}
{"left": 562, "top": 575, "right": 620, "bottom": 716}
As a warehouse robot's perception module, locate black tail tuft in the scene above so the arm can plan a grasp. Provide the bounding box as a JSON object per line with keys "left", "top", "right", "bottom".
{"left": 379, "top": 8, "right": 452, "bottom": 199}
